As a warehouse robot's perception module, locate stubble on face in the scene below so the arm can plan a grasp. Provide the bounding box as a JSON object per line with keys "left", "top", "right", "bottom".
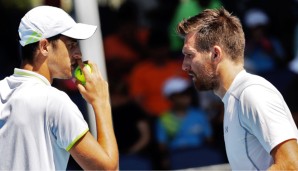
{"left": 183, "top": 31, "right": 219, "bottom": 92}
{"left": 191, "top": 57, "right": 219, "bottom": 91}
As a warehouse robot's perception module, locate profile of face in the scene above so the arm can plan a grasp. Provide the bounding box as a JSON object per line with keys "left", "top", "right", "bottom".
{"left": 47, "top": 36, "right": 82, "bottom": 79}
{"left": 182, "top": 32, "right": 219, "bottom": 91}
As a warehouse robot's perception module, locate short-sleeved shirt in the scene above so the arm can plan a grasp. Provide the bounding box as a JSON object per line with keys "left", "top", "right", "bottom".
{"left": 0, "top": 68, "right": 89, "bottom": 170}
{"left": 222, "top": 70, "right": 298, "bottom": 170}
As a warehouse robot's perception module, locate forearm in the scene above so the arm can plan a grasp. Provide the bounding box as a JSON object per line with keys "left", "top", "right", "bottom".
{"left": 74, "top": 61, "right": 118, "bottom": 170}
{"left": 268, "top": 162, "right": 298, "bottom": 171}
{"left": 129, "top": 121, "right": 150, "bottom": 153}
{"left": 92, "top": 100, "right": 119, "bottom": 163}
{"left": 129, "top": 138, "right": 148, "bottom": 153}
{"left": 69, "top": 101, "right": 118, "bottom": 170}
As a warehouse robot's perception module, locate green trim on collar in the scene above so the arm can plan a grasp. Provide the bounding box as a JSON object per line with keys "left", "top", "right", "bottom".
{"left": 14, "top": 68, "right": 50, "bottom": 86}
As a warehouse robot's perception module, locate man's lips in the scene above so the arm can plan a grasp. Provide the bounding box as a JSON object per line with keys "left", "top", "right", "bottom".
{"left": 188, "top": 72, "right": 197, "bottom": 80}
{"left": 188, "top": 71, "right": 195, "bottom": 77}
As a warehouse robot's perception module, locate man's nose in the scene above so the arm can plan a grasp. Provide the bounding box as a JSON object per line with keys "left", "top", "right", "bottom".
{"left": 182, "top": 59, "right": 190, "bottom": 72}
{"left": 73, "top": 47, "right": 82, "bottom": 59}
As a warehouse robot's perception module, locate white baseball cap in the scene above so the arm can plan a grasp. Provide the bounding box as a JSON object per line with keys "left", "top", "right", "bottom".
{"left": 244, "top": 8, "right": 269, "bottom": 28}
{"left": 18, "top": 6, "right": 97, "bottom": 46}
{"left": 163, "top": 77, "right": 191, "bottom": 97}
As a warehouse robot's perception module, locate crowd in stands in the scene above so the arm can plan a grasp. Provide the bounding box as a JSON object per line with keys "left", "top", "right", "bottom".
{"left": 1, "top": 0, "right": 298, "bottom": 170}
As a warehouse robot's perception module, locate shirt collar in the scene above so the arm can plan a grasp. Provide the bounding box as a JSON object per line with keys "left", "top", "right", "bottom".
{"left": 222, "top": 69, "right": 246, "bottom": 101}
{"left": 13, "top": 68, "right": 51, "bottom": 86}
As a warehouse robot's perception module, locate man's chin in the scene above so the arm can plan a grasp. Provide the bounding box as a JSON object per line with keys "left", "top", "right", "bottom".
{"left": 57, "top": 74, "right": 73, "bottom": 80}
{"left": 193, "top": 82, "right": 212, "bottom": 92}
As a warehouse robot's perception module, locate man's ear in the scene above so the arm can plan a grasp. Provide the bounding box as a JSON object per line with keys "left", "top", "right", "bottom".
{"left": 211, "top": 45, "right": 222, "bottom": 63}
{"left": 38, "top": 39, "right": 49, "bottom": 56}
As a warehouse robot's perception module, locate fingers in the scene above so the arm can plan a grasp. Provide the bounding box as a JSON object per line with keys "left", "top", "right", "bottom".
{"left": 77, "top": 60, "right": 85, "bottom": 68}
{"left": 75, "top": 60, "right": 104, "bottom": 87}
{"left": 85, "top": 61, "right": 103, "bottom": 80}
{"left": 75, "top": 60, "right": 108, "bottom": 104}
{"left": 76, "top": 60, "right": 94, "bottom": 84}
{"left": 76, "top": 82, "right": 85, "bottom": 93}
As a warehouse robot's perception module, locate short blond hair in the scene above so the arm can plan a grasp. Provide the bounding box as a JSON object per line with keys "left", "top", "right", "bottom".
{"left": 177, "top": 7, "right": 245, "bottom": 63}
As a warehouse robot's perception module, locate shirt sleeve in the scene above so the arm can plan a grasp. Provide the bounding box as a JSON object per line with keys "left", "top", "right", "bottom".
{"left": 239, "top": 84, "right": 297, "bottom": 153}
{"left": 47, "top": 90, "right": 89, "bottom": 151}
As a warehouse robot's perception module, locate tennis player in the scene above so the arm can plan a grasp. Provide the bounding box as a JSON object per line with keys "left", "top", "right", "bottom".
{"left": 177, "top": 7, "right": 298, "bottom": 170}
{"left": 0, "top": 6, "right": 118, "bottom": 170}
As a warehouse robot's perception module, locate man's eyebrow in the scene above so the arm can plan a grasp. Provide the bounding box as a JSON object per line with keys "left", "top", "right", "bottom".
{"left": 182, "top": 47, "right": 194, "bottom": 54}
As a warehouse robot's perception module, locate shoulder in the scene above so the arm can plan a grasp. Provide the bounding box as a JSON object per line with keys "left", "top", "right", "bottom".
{"left": 47, "top": 86, "right": 70, "bottom": 99}
{"left": 230, "top": 71, "right": 284, "bottom": 113}
{"left": 37, "top": 86, "right": 76, "bottom": 112}
{"left": 238, "top": 85, "right": 282, "bottom": 121}
{"left": 237, "top": 74, "right": 287, "bottom": 124}
{"left": 230, "top": 71, "right": 278, "bottom": 100}
{"left": 239, "top": 75, "right": 280, "bottom": 106}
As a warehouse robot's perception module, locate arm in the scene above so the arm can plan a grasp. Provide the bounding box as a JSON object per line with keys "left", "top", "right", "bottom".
{"left": 69, "top": 60, "right": 118, "bottom": 170}
{"left": 128, "top": 120, "right": 150, "bottom": 154}
{"left": 240, "top": 85, "right": 298, "bottom": 170}
{"left": 268, "top": 139, "right": 298, "bottom": 170}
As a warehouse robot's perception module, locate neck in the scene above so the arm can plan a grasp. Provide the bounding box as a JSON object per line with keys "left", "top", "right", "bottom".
{"left": 214, "top": 60, "right": 244, "bottom": 99}
{"left": 21, "top": 59, "right": 52, "bottom": 84}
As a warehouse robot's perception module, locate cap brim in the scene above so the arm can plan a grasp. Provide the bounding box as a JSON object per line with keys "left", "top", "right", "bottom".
{"left": 61, "top": 23, "right": 97, "bottom": 40}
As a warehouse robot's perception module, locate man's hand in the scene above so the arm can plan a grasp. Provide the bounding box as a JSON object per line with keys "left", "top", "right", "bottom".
{"left": 75, "top": 60, "right": 109, "bottom": 106}
{"left": 71, "top": 60, "right": 118, "bottom": 170}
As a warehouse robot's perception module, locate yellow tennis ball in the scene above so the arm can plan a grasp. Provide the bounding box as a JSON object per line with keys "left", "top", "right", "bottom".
{"left": 74, "top": 64, "right": 92, "bottom": 85}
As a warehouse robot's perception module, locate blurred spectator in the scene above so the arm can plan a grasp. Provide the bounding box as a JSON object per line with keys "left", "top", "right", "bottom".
{"left": 128, "top": 28, "right": 188, "bottom": 169}
{"left": 103, "top": 1, "right": 149, "bottom": 78}
{"left": 266, "top": 23, "right": 298, "bottom": 127}
{"left": 168, "top": 0, "right": 222, "bottom": 55}
{"left": 198, "top": 91, "right": 227, "bottom": 162}
{"left": 127, "top": 0, "right": 159, "bottom": 27}
{"left": 220, "top": 0, "right": 247, "bottom": 18}
{"left": 1, "top": 1, "right": 297, "bottom": 169}
{"left": 98, "top": 4, "right": 118, "bottom": 38}
{"left": 294, "top": 23, "right": 298, "bottom": 60}
{"left": 155, "top": 77, "right": 213, "bottom": 169}
{"left": 128, "top": 29, "right": 187, "bottom": 117}
{"left": 109, "top": 79, "right": 152, "bottom": 170}
{"left": 146, "top": 0, "right": 180, "bottom": 33}
{"left": 243, "top": 8, "right": 286, "bottom": 75}
{"left": 284, "top": 58, "right": 298, "bottom": 126}
{"left": 0, "top": 1, "right": 28, "bottom": 79}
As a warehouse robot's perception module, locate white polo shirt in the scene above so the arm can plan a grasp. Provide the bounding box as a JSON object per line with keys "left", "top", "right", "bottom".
{"left": 222, "top": 70, "right": 298, "bottom": 170}
{"left": 0, "top": 68, "right": 89, "bottom": 170}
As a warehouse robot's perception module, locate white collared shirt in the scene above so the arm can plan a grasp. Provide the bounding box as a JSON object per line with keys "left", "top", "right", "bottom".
{"left": 222, "top": 70, "right": 298, "bottom": 170}
{"left": 0, "top": 68, "right": 88, "bottom": 170}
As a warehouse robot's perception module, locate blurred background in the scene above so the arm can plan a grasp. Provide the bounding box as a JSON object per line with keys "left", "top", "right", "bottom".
{"left": 1, "top": 0, "right": 298, "bottom": 170}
